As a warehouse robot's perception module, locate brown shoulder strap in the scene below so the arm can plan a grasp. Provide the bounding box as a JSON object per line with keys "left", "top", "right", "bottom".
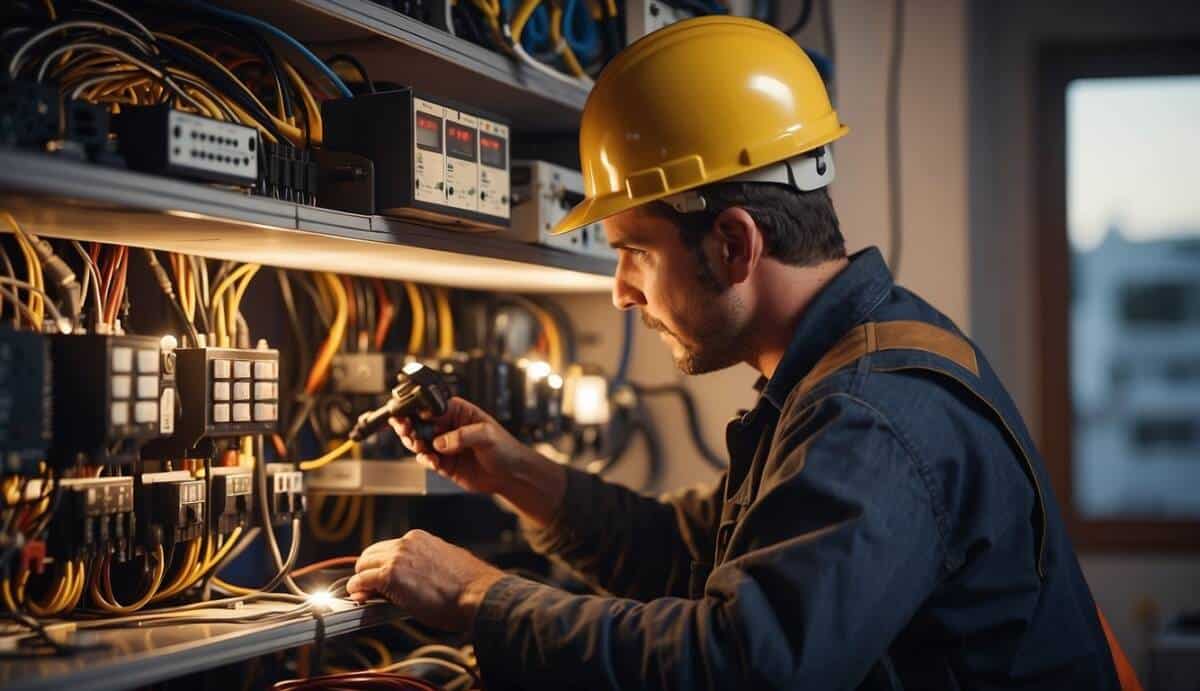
{"left": 796, "top": 321, "right": 979, "bottom": 398}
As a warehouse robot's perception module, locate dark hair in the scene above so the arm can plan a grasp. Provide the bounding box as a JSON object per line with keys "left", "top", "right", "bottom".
{"left": 645, "top": 183, "right": 846, "bottom": 289}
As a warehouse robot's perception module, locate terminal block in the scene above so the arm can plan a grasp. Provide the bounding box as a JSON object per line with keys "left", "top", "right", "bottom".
{"left": 210, "top": 467, "right": 253, "bottom": 535}
{"left": 48, "top": 334, "right": 169, "bottom": 467}
{"left": 137, "top": 470, "right": 205, "bottom": 548}
{"left": 0, "top": 329, "right": 51, "bottom": 474}
{"left": 143, "top": 345, "right": 280, "bottom": 459}
{"left": 330, "top": 352, "right": 411, "bottom": 394}
{"left": 46, "top": 477, "right": 135, "bottom": 561}
{"left": 265, "top": 463, "right": 304, "bottom": 526}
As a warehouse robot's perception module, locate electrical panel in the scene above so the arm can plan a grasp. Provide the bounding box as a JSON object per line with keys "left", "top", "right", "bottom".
{"left": 143, "top": 345, "right": 280, "bottom": 459}
{"left": 48, "top": 334, "right": 170, "bottom": 467}
{"left": 137, "top": 470, "right": 205, "bottom": 548}
{"left": 210, "top": 467, "right": 253, "bottom": 535}
{"left": 46, "top": 476, "right": 136, "bottom": 561}
{"left": 115, "top": 105, "right": 260, "bottom": 188}
{"left": 625, "top": 0, "right": 695, "bottom": 43}
{"left": 330, "top": 352, "right": 410, "bottom": 395}
{"left": 323, "top": 88, "right": 511, "bottom": 230}
{"left": 266, "top": 464, "right": 305, "bottom": 526}
{"left": 0, "top": 329, "right": 51, "bottom": 474}
{"left": 505, "top": 160, "right": 616, "bottom": 260}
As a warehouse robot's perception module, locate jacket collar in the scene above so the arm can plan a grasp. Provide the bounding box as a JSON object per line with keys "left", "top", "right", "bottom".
{"left": 757, "top": 247, "right": 893, "bottom": 410}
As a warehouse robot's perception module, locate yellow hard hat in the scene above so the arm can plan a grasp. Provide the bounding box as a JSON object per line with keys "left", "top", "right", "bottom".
{"left": 552, "top": 15, "right": 848, "bottom": 235}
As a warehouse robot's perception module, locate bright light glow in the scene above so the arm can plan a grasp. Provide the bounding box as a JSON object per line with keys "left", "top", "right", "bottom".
{"left": 306, "top": 590, "right": 335, "bottom": 609}
{"left": 571, "top": 375, "right": 610, "bottom": 426}
{"left": 56, "top": 318, "right": 72, "bottom": 335}
{"left": 547, "top": 374, "right": 564, "bottom": 390}
{"left": 160, "top": 334, "right": 178, "bottom": 351}
{"left": 525, "top": 360, "right": 552, "bottom": 382}
{"left": 402, "top": 361, "right": 424, "bottom": 375}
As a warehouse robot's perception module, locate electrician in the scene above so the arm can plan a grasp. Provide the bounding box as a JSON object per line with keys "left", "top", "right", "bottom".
{"left": 348, "top": 16, "right": 1136, "bottom": 690}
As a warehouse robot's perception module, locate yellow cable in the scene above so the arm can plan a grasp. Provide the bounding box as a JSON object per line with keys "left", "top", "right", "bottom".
{"left": 304, "top": 273, "right": 348, "bottom": 394}
{"left": 42, "top": 0, "right": 57, "bottom": 20}
{"left": 280, "top": 61, "right": 323, "bottom": 146}
{"left": 189, "top": 525, "right": 244, "bottom": 584}
{"left": 403, "top": 282, "right": 425, "bottom": 355}
{"left": 511, "top": 0, "right": 545, "bottom": 43}
{"left": 90, "top": 546, "right": 165, "bottom": 614}
{"left": 25, "top": 561, "right": 71, "bottom": 617}
{"left": 2, "top": 212, "right": 44, "bottom": 327}
{"left": 434, "top": 287, "right": 455, "bottom": 356}
{"left": 358, "top": 637, "right": 393, "bottom": 669}
{"left": 149, "top": 538, "right": 201, "bottom": 602}
{"left": 1, "top": 578, "right": 17, "bottom": 613}
{"left": 63, "top": 559, "right": 86, "bottom": 614}
{"left": 227, "top": 264, "right": 261, "bottom": 345}
{"left": 550, "top": 3, "right": 589, "bottom": 79}
{"left": 298, "top": 439, "right": 357, "bottom": 472}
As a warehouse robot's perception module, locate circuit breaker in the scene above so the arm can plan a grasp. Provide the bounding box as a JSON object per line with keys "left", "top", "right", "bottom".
{"left": 138, "top": 470, "right": 205, "bottom": 548}
{"left": 323, "top": 88, "right": 511, "bottom": 230}
{"left": 0, "top": 329, "right": 51, "bottom": 474}
{"left": 143, "top": 344, "right": 280, "bottom": 459}
{"left": 505, "top": 160, "right": 616, "bottom": 260}
{"left": 48, "top": 334, "right": 169, "bottom": 467}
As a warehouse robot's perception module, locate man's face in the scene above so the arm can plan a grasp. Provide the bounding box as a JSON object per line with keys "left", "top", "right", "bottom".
{"left": 604, "top": 207, "right": 748, "bottom": 375}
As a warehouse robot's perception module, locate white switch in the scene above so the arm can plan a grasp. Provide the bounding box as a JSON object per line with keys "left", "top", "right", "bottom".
{"left": 137, "top": 349, "right": 159, "bottom": 373}
{"left": 232, "top": 403, "right": 251, "bottom": 422}
{"left": 213, "top": 381, "right": 230, "bottom": 401}
{"left": 254, "top": 382, "right": 276, "bottom": 400}
{"left": 111, "top": 375, "right": 132, "bottom": 399}
{"left": 233, "top": 382, "right": 251, "bottom": 401}
{"left": 134, "top": 401, "right": 157, "bottom": 424}
{"left": 233, "top": 361, "right": 252, "bottom": 379}
{"left": 212, "top": 403, "right": 230, "bottom": 423}
{"left": 254, "top": 403, "right": 277, "bottom": 421}
{"left": 137, "top": 375, "right": 158, "bottom": 399}
{"left": 254, "top": 360, "right": 277, "bottom": 380}
{"left": 111, "top": 402, "right": 129, "bottom": 426}
{"left": 111, "top": 347, "right": 133, "bottom": 373}
{"left": 213, "top": 360, "right": 231, "bottom": 379}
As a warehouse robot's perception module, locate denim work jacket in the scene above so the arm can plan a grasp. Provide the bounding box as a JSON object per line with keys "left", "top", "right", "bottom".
{"left": 472, "top": 248, "right": 1120, "bottom": 690}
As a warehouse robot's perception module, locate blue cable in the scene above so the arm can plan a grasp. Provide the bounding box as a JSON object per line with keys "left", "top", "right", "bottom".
{"left": 803, "top": 48, "right": 834, "bottom": 85}
{"left": 500, "top": 0, "right": 551, "bottom": 54}
{"left": 562, "top": 0, "right": 600, "bottom": 63}
{"left": 613, "top": 309, "right": 634, "bottom": 386}
{"left": 176, "top": 0, "right": 354, "bottom": 99}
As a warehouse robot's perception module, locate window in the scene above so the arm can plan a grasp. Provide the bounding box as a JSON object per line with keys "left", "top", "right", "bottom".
{"left": 1039, "top": 42, "right": 1200, "bottom": 549}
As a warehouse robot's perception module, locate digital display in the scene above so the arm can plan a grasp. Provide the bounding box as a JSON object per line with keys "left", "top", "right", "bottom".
{"left": 445, "top": 122, "right": 477, "bottom": 161}
{"left": 415, "top": 113, "right": 442, "bottom": 152}
{"left": 479, "top": 133, "right": 506, "bottom": 169}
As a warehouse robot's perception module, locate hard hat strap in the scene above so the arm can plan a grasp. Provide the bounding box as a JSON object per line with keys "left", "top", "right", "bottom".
{"left": 660, "top": 148, "right": 836, "bottom": 215}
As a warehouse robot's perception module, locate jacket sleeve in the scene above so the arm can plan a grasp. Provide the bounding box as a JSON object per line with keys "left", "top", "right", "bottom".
{"left": 522, "top": 465, "right": 724, "bottom": 600}
{"left": 475, "top": 394, "right": 946, "bottom": 690}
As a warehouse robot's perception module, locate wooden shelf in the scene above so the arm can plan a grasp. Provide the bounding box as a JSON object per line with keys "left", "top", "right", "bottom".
{"left": 0, "top": 151, "right": 614, "bottom": 293}
{"left": 218, "top": 0, "right": 589, "bottom": 131}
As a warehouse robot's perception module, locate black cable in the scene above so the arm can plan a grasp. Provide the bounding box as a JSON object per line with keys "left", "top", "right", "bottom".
{"left": 141, "top": 249, "right": 202, "bottom": 346}
{"left": 254, "top": 435, "right": 305, "bottom": 596}
{"left": 361, "top": 278, "right": 376, "bottom": 351}
{"left": 277, "top": 269, "right": 311, "bottom": 385}
{"left": 886, "top": 0, "right": 904, "bottom": 275}
{"left": 419, "top": 285, "right": 438, "bottom": 356}
{"left": 325, "top": 53, "right": 375, "bottom": 93}
{"left": 632, "top": 384, "right": 727, "bottom": 470}
{"left": 782, "top": 0, "right": 814, "bottom": 35}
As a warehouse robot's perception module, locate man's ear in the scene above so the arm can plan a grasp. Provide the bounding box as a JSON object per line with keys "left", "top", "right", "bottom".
{"left": 711, "top": 206, "right": 764, "bottom": 286}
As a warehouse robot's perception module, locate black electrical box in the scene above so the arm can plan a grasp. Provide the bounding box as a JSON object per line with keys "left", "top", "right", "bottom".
{"left": 210, "top": 467, "right": 253, "bottom": 535}
{"left": 137, "top": 470, "right": 205, "bottom": 548}
{"left": 48, "top": 477, "right": 135, "bottom": 561}
{"left": 48, "top": 334, "right": 168, "bottom": 466}
{"left": 143, "top": 345, "right": 280, "bottom": 459}
{"left": 265, "top": 464, "right": 304, "bottom": 526}
{"left": 0, "top": 329, "right": 51, "bottom": 474}
{"left": 323, "top": 88, "right": 511, "bottom": 230}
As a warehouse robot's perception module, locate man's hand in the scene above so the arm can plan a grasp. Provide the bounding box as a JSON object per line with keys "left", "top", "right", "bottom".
{"left": 391, "top": 397, "right": 532, "bottom": 496}
{"left": 391, "top": 397, "right": 567, "bottom": 528}
{"left": 348, "top": 530, "right": 505, "bottom": 632}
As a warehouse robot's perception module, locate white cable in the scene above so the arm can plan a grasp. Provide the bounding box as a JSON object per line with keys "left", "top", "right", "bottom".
{"left": 512, "top": 39, "right": 593, "bottom": 88}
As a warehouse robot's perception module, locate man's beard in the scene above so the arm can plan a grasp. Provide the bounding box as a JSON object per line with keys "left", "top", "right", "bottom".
{"left": 641, "top": 307, "right": 743, "bottom": 376}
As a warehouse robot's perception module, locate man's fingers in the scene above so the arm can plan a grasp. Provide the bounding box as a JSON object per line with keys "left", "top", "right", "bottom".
{"left": 432, "top": 422, "right": 492, "bottom": 454}
{"left": 354, "top": 552, "right": 391, "bottom": 574}
{"left": 346, "top": 566, "right": 388, "bottom": 597}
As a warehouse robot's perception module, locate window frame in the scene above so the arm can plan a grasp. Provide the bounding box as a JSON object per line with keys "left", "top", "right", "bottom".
{"left": 1036, "top": 39, "right": 1200, "bottom": 551}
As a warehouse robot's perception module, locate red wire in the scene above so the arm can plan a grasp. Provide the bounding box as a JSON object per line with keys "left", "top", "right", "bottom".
{"left": 372, "top": 279, "right": 394, "bottom": 350}
{"left": 105, "top": 246, "right": 129, "bottom": 326}
{"left": 290, "top": 556, "right": 358, "bottom": 578}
